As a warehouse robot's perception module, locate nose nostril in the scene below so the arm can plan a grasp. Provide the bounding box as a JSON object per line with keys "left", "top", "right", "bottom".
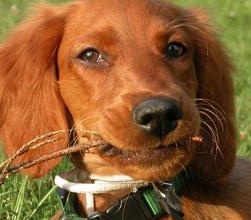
{"left": 167, "top": 107, "right": 182, "bottom": 121}
{"left": 132, "top": 98, "right": 182, "bottom": 138}
{"left": 138, "top": 114, "right": 154, "bottom": 126}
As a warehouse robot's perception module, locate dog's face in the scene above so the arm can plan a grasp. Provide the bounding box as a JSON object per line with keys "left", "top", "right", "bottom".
{"left": 58, "top": 0, "right": 200, "bottom": 181}
{"left": 0, "top": 0, "right": 236, "bottom": 182}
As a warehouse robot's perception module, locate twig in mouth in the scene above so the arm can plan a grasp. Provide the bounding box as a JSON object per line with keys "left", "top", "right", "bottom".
{"left": 0, "top": 131, "right": 203, "bottom": 185}
{"left": 191, "top": 135, "right": 203, "bottom": 143}
{"left": 0, "top": 130, "right": 66, "bottom": 171}
{"left": 6, "top": 143, "right": 102, "bottom": 175}
{"left": 0, "top": 130, "right": 104, "bottom": 185}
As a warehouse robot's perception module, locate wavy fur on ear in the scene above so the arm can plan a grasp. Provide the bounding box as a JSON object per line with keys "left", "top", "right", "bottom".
{"left": 0, "top": 5, "right": 70, "bottom": 177}
{"left": 186, "top": 9, "right": 236, "bottom": 182}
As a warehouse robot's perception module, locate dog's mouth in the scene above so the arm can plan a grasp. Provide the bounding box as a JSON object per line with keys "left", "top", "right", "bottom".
{"left": 99, "top": 143, "right": 176, "bottom": 163}
{"left": 77, "top": 134, "right": 202, "bottom": 180}
{"left": 100, "top": 143, "right": 175, "bottom": 156}
{"left": 96, "top": 136, "right": 202, "bottom": 164}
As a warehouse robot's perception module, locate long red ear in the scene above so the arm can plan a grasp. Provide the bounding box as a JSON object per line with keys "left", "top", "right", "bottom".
{"left": 0, "top": 5, "right": 69, "bottom": 177}
{"left": 187, "top": 9, "right": 236, "bottom": 182}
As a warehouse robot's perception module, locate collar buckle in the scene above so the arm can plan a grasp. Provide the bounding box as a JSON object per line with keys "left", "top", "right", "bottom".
{"left": 87, "top": 186, "right": 162, "bottom": 220}
{"left": 152, "top": 183, "right": 184, "bottom": 219}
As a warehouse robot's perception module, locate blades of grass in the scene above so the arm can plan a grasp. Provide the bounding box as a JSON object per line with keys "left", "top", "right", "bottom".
{"left": 27, "top": 185, "right": 58, "bottom": 220}
{"left": 0, "top": 190, "right": 16, "bottom": 197}
{"left": 13, "top": 176, "right": 27, "bottom": 220}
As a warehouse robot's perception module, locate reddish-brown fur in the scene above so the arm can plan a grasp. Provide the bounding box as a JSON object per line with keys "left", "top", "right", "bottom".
{"left": 0, "top": 0, "right": 250, "bottom": 219}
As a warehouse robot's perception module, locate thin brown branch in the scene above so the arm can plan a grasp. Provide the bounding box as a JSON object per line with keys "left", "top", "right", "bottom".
{"left": 9, "top": 142, "right": 103, "bottom": 174}
{"left": 0, "top": 130, "right": 66, "bottom": 171}
{"left": 0, "top": 129, "right": 103, "bottom": 185}
{"left": 0, "top": 141, "right": 104, "bottom": 185}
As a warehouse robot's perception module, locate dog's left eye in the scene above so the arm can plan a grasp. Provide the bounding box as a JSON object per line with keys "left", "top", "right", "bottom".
{"left": 78, "top": 48, "right": 104, "bottom": 63}
{"left": 164, "top": 42, "right": 187, "bottom": 58}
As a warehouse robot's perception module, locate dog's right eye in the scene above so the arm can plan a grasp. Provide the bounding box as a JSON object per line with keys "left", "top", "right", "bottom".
{"left": 78, "top": 48, "right": 104, "bottom": 63}
{"left": 164, "top": 42, "right": 187, "bottom": 59}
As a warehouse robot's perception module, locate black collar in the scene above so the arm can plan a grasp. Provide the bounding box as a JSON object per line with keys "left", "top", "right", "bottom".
{"left": 57, "top": 169, "right": 194, "bottom": 220}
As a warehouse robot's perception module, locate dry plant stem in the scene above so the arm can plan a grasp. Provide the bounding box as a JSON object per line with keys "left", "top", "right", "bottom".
{"left": 0, "top": 138, "right": 59, "bottom": 182}
{"left": 0, "top": 141, "right": 104, "bottom": 185}
{"left": 0, "top": 130, "right": 66, "bottom": 171}
{"left": 8, "top": 142, "right": 104, "bottom": 174}
{"left": 191, "top": 136, "right": 203, "bottom": 143}
{"left": 0, "top": 130, "right": 67, "bottom": 185}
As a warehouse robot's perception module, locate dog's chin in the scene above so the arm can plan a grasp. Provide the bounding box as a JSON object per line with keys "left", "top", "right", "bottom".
{"left": 83, "top": 138, "right": 196, "bottom": 181}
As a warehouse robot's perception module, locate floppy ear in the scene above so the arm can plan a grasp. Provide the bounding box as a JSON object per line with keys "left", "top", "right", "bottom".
{"left": 187, "top": 9, "right": 236, "bottom": 182}
{"left": 0, "top": 5, "right": 70, "bottom": 177}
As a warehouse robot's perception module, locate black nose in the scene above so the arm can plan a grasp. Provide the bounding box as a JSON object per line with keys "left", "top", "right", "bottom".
{"left": 132, "top": 98, "right": 182, "bottom": 138}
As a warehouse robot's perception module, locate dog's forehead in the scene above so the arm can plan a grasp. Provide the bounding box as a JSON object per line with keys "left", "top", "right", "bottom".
{"left": 82, "top": 0, "right": 169, "bottom": 12}
{"left": 67, "top": 0, "right": 184, "bottom": 34}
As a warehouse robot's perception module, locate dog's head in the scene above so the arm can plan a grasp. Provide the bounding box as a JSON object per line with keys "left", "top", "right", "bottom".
{"left": 0, "top": 0, "right": 236, "bottom": 182}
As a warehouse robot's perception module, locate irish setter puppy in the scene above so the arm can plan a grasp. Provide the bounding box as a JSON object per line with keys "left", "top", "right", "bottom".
{"left": 0, "top": 0, "right": 251, "bottom": 219}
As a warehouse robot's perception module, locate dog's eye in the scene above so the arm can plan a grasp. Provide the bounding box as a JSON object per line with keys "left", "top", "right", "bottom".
{"left": 164, "top": 42, "right": 186, "bottom": 58}
{"left": 78, "top": 48, "right": 104, "bottom": 63}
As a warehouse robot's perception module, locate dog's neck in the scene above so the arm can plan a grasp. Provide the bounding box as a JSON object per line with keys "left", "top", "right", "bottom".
{"left": 55, "top": 168, "right": 193, "bottom": 219}
{"left": 55, "top": 169, "right": 148, "bottom": 215}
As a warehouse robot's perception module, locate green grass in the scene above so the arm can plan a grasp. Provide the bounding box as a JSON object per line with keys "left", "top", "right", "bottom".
{"left": 0, "top": 0, "right": 251, "bottom": 219}
{"left": 0, "top": 155, "right": 71, "bottom": 220}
